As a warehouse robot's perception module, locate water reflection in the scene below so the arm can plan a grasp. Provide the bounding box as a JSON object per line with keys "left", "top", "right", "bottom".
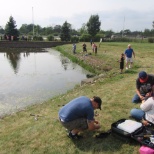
{"left": 0, "top": 49, "right": 89, "bottom": 117}
{"left": 60, "top": 56, "right": 70, "bottom": 70}
{"left": 5, "top": 52, "right": 21, "bottom": 74}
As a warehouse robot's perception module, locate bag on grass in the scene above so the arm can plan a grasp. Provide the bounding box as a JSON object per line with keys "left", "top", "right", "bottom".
{"left": 111, "top": 119, "right": 143, "bottom": 142}
{"left": 111, "top": 119, "right": 154, "bottom": 149}
{"left": 139, "top": 146, "right": 154, "bottom": 154}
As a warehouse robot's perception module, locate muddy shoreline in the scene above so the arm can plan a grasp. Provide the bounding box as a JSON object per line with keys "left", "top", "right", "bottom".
{"left": 0, "top": 41, "right": 71, "bottom": 50}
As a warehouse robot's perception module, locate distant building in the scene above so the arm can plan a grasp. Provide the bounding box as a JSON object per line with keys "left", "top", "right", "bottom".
{"left": 54, "top": 36, "right": 61, "bottom": 41}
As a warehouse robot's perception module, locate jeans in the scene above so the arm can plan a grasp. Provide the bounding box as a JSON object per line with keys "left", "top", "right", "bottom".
{"left": 132, "top": 94, "right": 142, "bottom": 103}
{"left": 130, "top": 108, "right": 145, "bottom": 121}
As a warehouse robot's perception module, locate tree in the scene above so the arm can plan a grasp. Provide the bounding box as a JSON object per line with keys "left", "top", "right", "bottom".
{"left": 34, "top": 25, "right": 42, "bottom": 36}
{"left": 0, "top": 26, "right": 5, "bottom": 34}
{"left": 104, "top": 30, "right": 114, "bottom": 38}
{"left": 153, "top": 21, "right": 154, "bottom": 29}
{"left": 53, "top": 25, "right": 62, "bottom": 35}
{"left": 42, "top": 26, "right": 53, "bottom": 35}
{"left": 86, "top": 15, "right": 101, "bottom": 38}
{"left": 60, "top": 21, "right": 71, "bottom": 41}
{"left": 143, "top": 29, "right": 151, "bottom": 37}
{"left": 19, "top": 24, "right": 30, "bottom": 34}
{"left": 123, "top": 29, "right": 131, "bottom": 35}
{"left": 5, "top": 16, "right": 19, "bottom": 40}
{"left": 78, "top": 23, "right": 87, "bottom": 35}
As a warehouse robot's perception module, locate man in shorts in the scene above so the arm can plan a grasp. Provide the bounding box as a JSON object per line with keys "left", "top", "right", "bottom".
{"left": 58, "top": 96, "right": 102, "bottom": 139}
{"left": 124, "top": 44, "right": 135, "bottom": 69}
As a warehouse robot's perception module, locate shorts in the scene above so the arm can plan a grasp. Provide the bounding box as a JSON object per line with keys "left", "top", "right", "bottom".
{"left": 120, "top": 62, "right": 124, "bottom": 69}
{"left": 60, "top": 118, "right": 88, "bottom": 131}
{"left": 126, "top": 57, "right": 133, "bottom": 63}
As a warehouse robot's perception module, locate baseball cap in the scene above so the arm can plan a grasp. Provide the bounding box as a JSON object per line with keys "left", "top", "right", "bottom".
{"left": 139, "top": 71, "right": 148, "bottom": 83}
{"left": 93, "top": 96, "right": 102, "bottom": 110}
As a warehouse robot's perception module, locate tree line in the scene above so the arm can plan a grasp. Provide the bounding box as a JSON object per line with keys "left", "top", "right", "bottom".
{"left": 0, "top": 15, "right": 154, "bottom": 42}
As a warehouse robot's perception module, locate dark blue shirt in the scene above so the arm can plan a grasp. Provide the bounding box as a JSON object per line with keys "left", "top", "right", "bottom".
{"left": 125, "top": 48, "right": 134, "bottom": 58}
{"left": 58, "top": 96, "right": 94, "bottom": 122}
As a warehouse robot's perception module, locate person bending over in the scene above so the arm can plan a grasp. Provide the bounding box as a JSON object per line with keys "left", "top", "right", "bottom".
{"left": 58, "top": 96, "right": 102, "bottom": 139}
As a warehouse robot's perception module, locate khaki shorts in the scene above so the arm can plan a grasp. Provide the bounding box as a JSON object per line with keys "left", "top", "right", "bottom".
{"left": 60, "top": 118, "right": 88, "bottom": 131}
{"left": 126, "top": 57, "right": 133, "bottom": 63}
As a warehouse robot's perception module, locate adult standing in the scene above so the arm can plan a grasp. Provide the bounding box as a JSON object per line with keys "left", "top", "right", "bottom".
{"left": 124, "top": 44, "right": 135, "bottom": 69}
{"left": 72, "top": 43, "right": 76, "bottom": 54}
{"left": 99, "top": 38, "right": 102, "bottom": 47}
{"left": 58, "top": 96, "right": 102, "bottom": 139}
{"left": 92, "top": 42, "right": 95, "bottom": 53}
{"left": 132, "top": 71, "right": 154, "bottom": 103}
{"left": 90, "top": 39, "right": 93, "bottom": 46}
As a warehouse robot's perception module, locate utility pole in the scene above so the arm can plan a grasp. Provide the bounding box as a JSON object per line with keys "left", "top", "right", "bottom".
{"left": 32, "top": 7, "right": 34, "bottom": 37}
{"left": 122, "top": 16, "right": 125, "bottom": 38}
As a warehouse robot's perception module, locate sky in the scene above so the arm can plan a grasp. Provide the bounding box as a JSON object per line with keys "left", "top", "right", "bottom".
{"left": 0, "top": 0, "right": 154, "bottom": 32}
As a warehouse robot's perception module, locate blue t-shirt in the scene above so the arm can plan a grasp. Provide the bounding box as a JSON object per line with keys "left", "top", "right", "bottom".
{"left": 125, "top": 48, "right": 134, "bottom": 58}
{"left": 58, "top": 96, "right": 94, "bottom": 122}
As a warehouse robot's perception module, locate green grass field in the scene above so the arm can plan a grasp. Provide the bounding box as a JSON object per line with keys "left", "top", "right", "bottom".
{"left": 0, "top": 42, "right": 154, "bottom": 154}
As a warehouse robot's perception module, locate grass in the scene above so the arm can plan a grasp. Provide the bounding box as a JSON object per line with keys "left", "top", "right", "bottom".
{"left": 1, "top": 42, "right": 154, "bottom": 154}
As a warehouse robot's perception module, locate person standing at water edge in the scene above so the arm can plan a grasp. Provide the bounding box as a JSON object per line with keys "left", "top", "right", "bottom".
{"left": 90, "top": 39, "right": 93, "bottom": 46}
{"left": 82, "top": 43, "right": 87, "bottom": 53}
{"left": 58, "top": 96, "right": 102, "bottom": 139}
{"left": 99, "top": 38, "right": 102, "bottom": 47}
{"left": 124, "top": 44, "right": 135, "bottom": 69}
{"left": 72, "top": 43, "right": 76, "bottom": 54}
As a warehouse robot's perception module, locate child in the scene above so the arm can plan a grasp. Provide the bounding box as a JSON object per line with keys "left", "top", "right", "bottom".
{"left": 119, "top": 53, "right": 125, "bottom": 73}
{"left": 94, "top": 45, "right": 97, "bottom": 56}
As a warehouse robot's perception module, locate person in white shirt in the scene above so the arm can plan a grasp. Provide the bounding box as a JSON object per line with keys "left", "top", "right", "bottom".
{"left": 130, "top": 96, "right": 154, "bottom": 125}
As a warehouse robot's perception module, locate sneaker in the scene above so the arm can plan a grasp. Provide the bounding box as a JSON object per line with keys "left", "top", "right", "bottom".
{"left": 126, "top": 67, "right": 128, "bottom": 70}
{"left": 67, "top": 131, "right": 83, "bottom": 139}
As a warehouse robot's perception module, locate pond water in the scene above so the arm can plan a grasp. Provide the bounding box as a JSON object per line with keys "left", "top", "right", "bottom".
{"left": 0, "top": 48, "right": 89, "bottom": 117}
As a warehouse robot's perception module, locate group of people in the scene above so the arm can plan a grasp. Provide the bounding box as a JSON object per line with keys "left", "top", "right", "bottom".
{"left": 72, "top": 42, "right": 99, "bottom": 56}
{"left": 118, "top": 44, "right": 135, "bottom": 73}
{"left": 63, "top": 43, "right": 154, "bottom": 140}
{"left": 73, "top": 43, "right": 136, "bottom": 73}
{"left": 58, "top": 71, "right": 154, "bottom": 140}
{"left": 83, "top": 42, "right": 97, "bottom": 55}
{"left": 130, "top": 71, "right": 154, "bottom": 125}
{"left": 119, "top": 45, "right": 154, "bottom": 125}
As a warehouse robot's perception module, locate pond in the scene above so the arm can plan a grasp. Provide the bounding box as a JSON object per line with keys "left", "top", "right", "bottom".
{"left": 0, "top": 48, "right": 89, "bottom": 117}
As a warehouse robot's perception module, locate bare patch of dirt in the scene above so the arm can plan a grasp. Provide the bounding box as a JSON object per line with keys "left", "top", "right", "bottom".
{"left": 74, "top": 53, "right": 112, "bottom": 72}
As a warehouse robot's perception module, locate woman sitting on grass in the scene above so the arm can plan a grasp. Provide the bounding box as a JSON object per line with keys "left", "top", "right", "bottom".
{"left": 130, "top": 95, "right": 154, "bottom": 126}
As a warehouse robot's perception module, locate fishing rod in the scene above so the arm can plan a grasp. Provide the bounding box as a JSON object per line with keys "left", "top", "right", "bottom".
{"left": 134, "top": 134, "right": 154, "bottom": 138}
{"left": 30, "top": 113, "right": 58, "bottom": 121}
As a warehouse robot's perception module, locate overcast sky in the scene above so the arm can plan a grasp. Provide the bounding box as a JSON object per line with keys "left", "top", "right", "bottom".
{"left": 0, "top": 0, "right": 154, "bottom": 32}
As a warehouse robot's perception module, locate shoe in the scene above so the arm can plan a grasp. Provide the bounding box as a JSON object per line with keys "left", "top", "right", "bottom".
{"left": 67, "top": 131, "right": 83, "bottom": 139}
{"left": 129, "top": 65, "right": 131, "bottom": 68}
{"left": 95, "top": 130, "right": 111, "bottom": 138}
{"left": 126, "top": 67, "right": 128, "bottom": 70}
